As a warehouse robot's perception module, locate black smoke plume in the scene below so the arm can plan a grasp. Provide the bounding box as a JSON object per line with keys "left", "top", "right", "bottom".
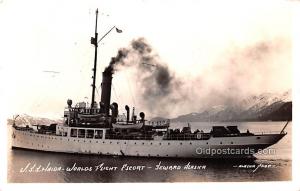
{"left": 106, "top": 38, "right": 185, "bottom": 116}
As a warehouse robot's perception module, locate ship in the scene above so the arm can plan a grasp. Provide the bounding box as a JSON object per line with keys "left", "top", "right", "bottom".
{"left": 11, "top": 9, "right": 288, "bottom": 158}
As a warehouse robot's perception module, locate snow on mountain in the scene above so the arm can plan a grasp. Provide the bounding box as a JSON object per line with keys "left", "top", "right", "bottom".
{"left": 241, "top": 90, "right": 291, "bottom": 111}
{"left": 7, "top": 114, "right": 63, "bottom": 126}
{"left": 210, "top": 105, "right": 226, "bottom": 115}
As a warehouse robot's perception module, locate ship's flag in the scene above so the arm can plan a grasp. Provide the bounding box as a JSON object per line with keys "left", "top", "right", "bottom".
{"left": 116, "top": 28, "right": 123, "bottom": 33}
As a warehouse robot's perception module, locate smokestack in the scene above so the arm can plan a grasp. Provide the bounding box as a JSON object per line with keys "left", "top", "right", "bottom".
{"left": 110, "top": 102, "right": 118, "bottom": 123}
{"left": 139, "top": 112, "right": 145, "bottom": 125}
{"left": 100, "top": 69, "right": 113, "bottom": 116}
{"left": 125, "top": 105, "right": 130, "bottom": 124}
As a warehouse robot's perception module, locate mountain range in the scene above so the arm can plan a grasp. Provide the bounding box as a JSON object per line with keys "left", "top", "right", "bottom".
{"left": 7, "top": 114, "right": 63, "bottom": 126}
{"left": 8, "top": 91, "right": 292, "bottom": 125}
{"left": 172, "top": 91, "right": 292, "bottom": 122}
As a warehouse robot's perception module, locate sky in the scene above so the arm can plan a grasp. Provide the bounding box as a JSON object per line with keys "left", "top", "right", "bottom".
{"left": 0, "top": 0, "right": 297, "bottom": 119}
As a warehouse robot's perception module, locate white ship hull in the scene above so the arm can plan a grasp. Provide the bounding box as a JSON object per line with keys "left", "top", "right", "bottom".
{"left": 11, "top": 127, "right": 285, "bottom": 158}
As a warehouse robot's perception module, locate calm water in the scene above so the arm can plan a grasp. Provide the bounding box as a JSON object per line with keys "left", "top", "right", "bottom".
{"left": 7, "top": 122, "right": 292, "bottom": 183}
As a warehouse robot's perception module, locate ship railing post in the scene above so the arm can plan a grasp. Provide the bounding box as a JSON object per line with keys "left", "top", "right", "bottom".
{"left": 102, "top": 129, "right": 106, "bottom": 140}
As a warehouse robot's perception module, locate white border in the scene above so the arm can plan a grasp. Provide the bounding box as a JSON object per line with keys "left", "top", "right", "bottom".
{"left": 1, "top": 1, "right": 300, "bottom": 191}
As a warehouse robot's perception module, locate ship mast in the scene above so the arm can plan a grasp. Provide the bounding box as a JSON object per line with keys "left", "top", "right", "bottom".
{"left": 90, "top": 9, "right": 99, "bottom": 109}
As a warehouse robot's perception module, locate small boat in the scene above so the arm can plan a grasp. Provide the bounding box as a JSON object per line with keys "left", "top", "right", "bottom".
{"left": 112, "top": 122, "right": 143, "bottom": 129}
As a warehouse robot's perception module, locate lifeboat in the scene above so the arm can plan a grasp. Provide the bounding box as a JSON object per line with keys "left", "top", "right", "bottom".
{"left": 112, "top": 122, "right": 143, "bottom": 129}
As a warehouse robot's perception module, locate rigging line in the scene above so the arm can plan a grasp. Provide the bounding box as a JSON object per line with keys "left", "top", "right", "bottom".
{"left": 96, "top": 83, "right": 102, "bottom": 101}
{"left": 124, "top": 71, "right": 136, "bottom": 106}
{"left": 95, "top": 83, "right": 120, "bottom": 104}
{"left": 95, "top": 87, "right": 100, "bottom": 98}
{"left": 112, "top": 83, "right": 120, "bottom": 104}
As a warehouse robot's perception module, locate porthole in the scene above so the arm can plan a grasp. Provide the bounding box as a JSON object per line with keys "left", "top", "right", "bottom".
{"left": 124, "top": 142, "right": 126, "bottom": 144}
{"left": 142, "top": 142, "right": 144, "bottom": 145}
{"left": 103, "top": 141, "right": 105, "bottom": 144}
{"left": 166, "top": 154, "right": 168, "bottom": 156}
{"left": 190, "top": 142, "right": 192, "bottom": 145}
{"left": 220, "top": 142, "right": 222, "bottom": 144}
{"left": 257, "top": 137, "right": 261, "bottom": 139}
{"left": 134, "top": 142, "right": 137, "bottom": 145}
{"left": 110, "top": 142, "right": 112, "bottom": 144}
{"left": 117, "top": 142, "right": 119, "bottom": 144}
{"left": 180, "top": 142, "right": 182, "bottom": 145}
{"left": 150, "top": 143, "right": 153, "bottom": 145}
{"left": 206, "top": 142, "right": 208, "bottom": 144}
{"left": 159, "top": 143, "right": 162, "bottom": 145}
{"left": 231, "top": 142, "right": 233, "bottom": 144}
{"left": 168, "top": 143, "right": 170, "bottom": 145}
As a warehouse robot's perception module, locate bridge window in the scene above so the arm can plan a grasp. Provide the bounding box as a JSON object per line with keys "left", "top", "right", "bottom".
{"left": 70, "top": 129, "right": 78, "bottom": 137}
{"left": 78, "top": 129, "right": 85, "bottom": 138}
{"left": 95, "top": 130, "right": 103, "bottom": 139}
{"left": 86, "top": 130, "right": 94, "bottom": 139}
